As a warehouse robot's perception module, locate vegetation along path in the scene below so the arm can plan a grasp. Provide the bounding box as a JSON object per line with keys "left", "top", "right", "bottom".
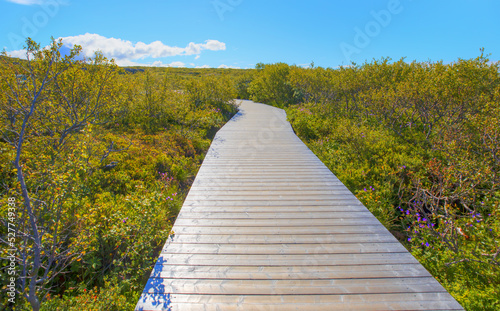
{"left": 135, "top": 100, "right": 463, "bottom": 310}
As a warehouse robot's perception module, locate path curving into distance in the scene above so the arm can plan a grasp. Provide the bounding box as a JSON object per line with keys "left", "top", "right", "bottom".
{"left": 135, "top": 100, "right": 463, "bottom": 311}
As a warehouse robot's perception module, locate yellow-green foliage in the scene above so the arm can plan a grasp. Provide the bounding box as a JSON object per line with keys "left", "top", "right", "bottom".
{"left": 248, "top": 63, "right": 298, "bottom": 107}
{"left": 0, "top": 38, "right": 237, "bottom": 310}
{"left": 250, "top": 55, "right": 500, "bottom": 310}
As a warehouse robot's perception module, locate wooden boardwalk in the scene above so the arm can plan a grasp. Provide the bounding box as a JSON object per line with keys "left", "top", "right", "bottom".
{"left": 136, "top": 100, "right": 463, "bottom": 311}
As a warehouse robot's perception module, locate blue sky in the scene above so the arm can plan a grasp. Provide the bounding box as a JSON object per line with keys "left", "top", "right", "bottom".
{"left": 1, "top": 0, "right": 499, "bottom": 68}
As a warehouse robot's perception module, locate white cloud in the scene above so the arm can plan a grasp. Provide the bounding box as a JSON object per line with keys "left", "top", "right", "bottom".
{"left": 6, "top": 49, "right": 28, "bottom": 59}
{"left": 5, "top": 34, "right": 226, "bottom": 68}
{"left": 106, "top": 59, "right": 187, "bottom": 67}
{"left": 203, "top": 40, "right": 225, "bottom": 51}
{"left": 151, "top": 61, "right": 185, "bottom": 68}
{"left": 114, "top": 59, "right": 142, "bottom": 67}
{"left": 193, "top": 64, "right": 241, "bottom": 69}
{"left": 6, "top": 0, "right": 43, "bottom": 5}
{"left": 4, "top": 47, "right": 184, "bottom": 67}
{"left": 5, "top": 0, "right": 65, "bottom": 5}
{"left": 59, "top": 33, "right": 226, "bottom": 64}
{"left": 218, "top": 64, "right": 240, "bottom": 69}
{"left": 167, "top": 61, "right": 186, "bottom": 68}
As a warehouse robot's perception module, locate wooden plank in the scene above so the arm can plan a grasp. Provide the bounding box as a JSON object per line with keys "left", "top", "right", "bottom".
{"left": 185, "top": 193, "right": 357, "bottom": 201}
{"left": 147, "top": 264, "right": 432, "bottom": 279}
{"left": 199, "top": 162, "right": 326, "bottom": 166}
{"left": 185, "top": 189, "right": 352, "bottom": 195}
{"left": 177, "top": 211, "right": 374, "bottom": 219}
{"left": 190, "top": 176, "right": 342, "bottom": 182}
{"left": 153, "top": 267, "right": 431, "bottom": 280}
{"left": 155, "top": 253, "right": 420, "bottom": 266}
{"left": 189, "top": 185, "right": 348, "bottom": 190}
{"left": 161, "top": 243, "right": 408, "bottom": 255}
{"left": 139, "top": 292, "right": 459, "bottom": 304}
{"left": 142, "top": 278, "right": 447, "bottom": 295}
{"left": 171, "top": 225, "right": 391, "bottom": 235}
{"left": 179, "top": 205, "right": 370, "bottom": 213}
{"left": 197, "top": 169, "right": 330, "bottom": 174}
{"left": 197, "top": 167, "right": 333, "bottom": 173}
{"left": 187, "top": 198, "right": 362, "bottom": 206}
{"left": 167, "top": 233, "right": 399, "bottom": 244}
{"left": 182, "top": 199, "right": 363, "bottom": 207}
{"left": 199, "top": 163, "right": 325, "bottom": 167}
{"left": 190, "top": 182, "right": 347, "bottom": 189}
{"left": 173, "top": 218, "right": 382, "bottom": 227}
{"left": 136, "top": 294, "right": 464, "bottom": 311}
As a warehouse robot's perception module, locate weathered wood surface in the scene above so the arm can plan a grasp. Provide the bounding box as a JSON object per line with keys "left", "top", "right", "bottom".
{"left": 136, "top": 100, "right": 463, "bottom": 311}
